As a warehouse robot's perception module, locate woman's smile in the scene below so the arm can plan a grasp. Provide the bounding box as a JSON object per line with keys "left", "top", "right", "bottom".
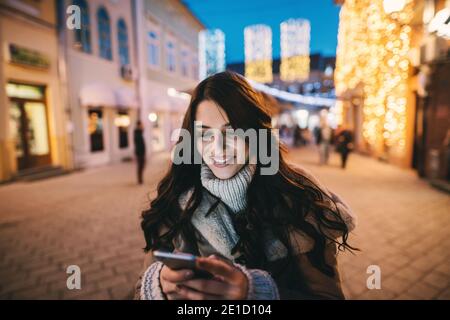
{"left": 210, "top": 155, "right": 235, "bottom": 168}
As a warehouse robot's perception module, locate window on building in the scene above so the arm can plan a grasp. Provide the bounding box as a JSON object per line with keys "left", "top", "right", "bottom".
{"left": 117, "top": 19, "right": 129, "bottom": 65}
{"left": 192, "top": 56, "right": 199, "bottom": 79}
{"left": 73, "top": 0, "right": 91, "bottom": 53}
{"left": 181, "top": 50, "right": 189, "bottom": 77}
{"left": 166, "top": 41, "right": 176, "bottom": 72}
{"left": 97, "top": 7, "right": 112, "bottom": 60}
{"left": 147, "top": 31, "right": 159, "bottom": 67}
{"left": 88, "top": 109, "right": 104, "bottom": 152}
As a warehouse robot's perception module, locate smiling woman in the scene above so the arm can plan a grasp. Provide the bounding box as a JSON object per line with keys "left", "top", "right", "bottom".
{"left": 195, "top": 99, "right": 251, "bottom": 179}
{"left": 135, "top": 71, "right": 357, "bottom": 300}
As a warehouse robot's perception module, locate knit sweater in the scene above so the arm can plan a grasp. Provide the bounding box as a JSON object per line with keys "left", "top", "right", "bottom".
{"left": 140, "top": 163, "right": 280, "bottom": 300}
{"left": 200, "top": 163, "right": 256, "bottom": 213}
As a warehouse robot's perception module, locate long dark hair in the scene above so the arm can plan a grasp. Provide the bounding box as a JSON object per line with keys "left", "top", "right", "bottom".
{"left": 141, "top": 71, "right": 355, "bottom": 277}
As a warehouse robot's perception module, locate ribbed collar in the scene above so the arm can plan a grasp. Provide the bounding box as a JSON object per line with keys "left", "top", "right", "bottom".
{"left": 200, "top": 163, "right": 256, "bottom": 213}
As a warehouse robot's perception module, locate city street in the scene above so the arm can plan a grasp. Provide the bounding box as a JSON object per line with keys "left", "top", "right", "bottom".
{"left": 0, "top": 147, "right": 449, "bottom": 300}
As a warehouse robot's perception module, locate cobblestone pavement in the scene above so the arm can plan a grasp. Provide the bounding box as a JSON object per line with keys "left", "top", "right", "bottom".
{"left": 0, "top": 147, "right": 449, "bottom": 299}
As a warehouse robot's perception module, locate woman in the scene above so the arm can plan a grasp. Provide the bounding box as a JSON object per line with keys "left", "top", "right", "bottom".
{"left": 133, "top": 120, "right": 146, "bottom": 184}
{"left": 135, "top": 71, "right": 357, "bottom": 300}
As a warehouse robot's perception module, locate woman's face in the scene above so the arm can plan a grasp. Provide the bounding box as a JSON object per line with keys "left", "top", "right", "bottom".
{"left": 195, "top": 99, "right": 248, "bottom": 179}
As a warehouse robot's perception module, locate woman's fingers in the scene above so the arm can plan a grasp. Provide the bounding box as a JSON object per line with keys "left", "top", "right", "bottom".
{"left": 161, "top": 266, "right": 194, "bottom": 283}
{"left": 196, "top": 256, "right": 249, "bottom": 299}
{"left": 176, "top": 285, "right": 221, "bottom": 300}
{"left": 166, "top": 293, "right": 184, "bottom": 300}
{"left": 196, "top": 257, "right": 235, "bottom": 280}
{"left": 181, "top": 278, "right": 231, "bottom": 296}
{"left": 161, "top": 279, "right": 178, "bottom": 294}
{"left": 208, "top": 254, "right": 233, "bottom": 266}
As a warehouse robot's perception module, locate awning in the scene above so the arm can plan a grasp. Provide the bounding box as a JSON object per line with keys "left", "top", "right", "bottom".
{"left": 79, "top": 83, "right": 138, "bottom": 109}
{"left": 115, "top": 87, "right": 138, "bottom": 109}
{"left": 80, "top": 83, "right": 116, "bottom": 107}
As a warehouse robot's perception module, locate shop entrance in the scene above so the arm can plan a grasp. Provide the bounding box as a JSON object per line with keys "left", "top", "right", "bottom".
{"left": 7, "top": 83, "right": 51, "bottom": 170}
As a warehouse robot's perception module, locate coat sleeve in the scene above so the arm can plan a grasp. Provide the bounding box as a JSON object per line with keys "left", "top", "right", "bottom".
{"left": 272, "top": 164, "right": 356, "bottom": 299}
{"left": 275, "top": 241, "right": 345, "bottom": 300}
{"left": 134, "top": 218, "right": 179, "bottom": 300}
{"left": 134, "top": 223, "right": 173, "bottom": 300}
{"left": 133, "top": 250, "right": 167, "bottom": 300}
{"left": 292, "top": 164, "right": 358, "bottom": 232}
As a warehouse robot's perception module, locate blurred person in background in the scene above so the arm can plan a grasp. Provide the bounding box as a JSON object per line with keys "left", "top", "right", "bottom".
{"left": 314, "top": 120, "right": 334, "bottom": 166}
{"left": 335, "top": 125, "right": 354, "bottom": 169}
{"left": 293, "top": 124, "right": 303, "bottom": 147}
{"left": 135, "top": 71, "right": 357, "bottom": 300}
{"left": 134, "top": 120, "right": 146, "bottom": 184}
{"left": 279, "top": 124, "right": 294, "bottom": 147}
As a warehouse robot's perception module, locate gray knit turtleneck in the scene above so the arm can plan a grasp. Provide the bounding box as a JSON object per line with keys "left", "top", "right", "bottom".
{"left": 200, "top": 163, "right": 256, "bottom": 213}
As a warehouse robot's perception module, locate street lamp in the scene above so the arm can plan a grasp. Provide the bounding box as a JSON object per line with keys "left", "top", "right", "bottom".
{"left": 383, "top": 0, "right": 406, "bottom": 14}
{"left": 148, "top": 112, "right": 157, "bottom": 123}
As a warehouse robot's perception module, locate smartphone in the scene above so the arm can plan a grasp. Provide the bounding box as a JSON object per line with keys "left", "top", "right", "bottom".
{"left": 153, "top": 250, "right": 213, "bottom": 279}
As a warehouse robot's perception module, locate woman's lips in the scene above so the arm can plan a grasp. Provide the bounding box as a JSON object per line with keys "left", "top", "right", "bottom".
{"left": 211, "top": 156, "right": 234, "bottom": 168}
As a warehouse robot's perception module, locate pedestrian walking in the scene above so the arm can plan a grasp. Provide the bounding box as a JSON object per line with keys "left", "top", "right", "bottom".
{"left": 293, "top": 125, "right": 303, "bottom": 147}
{"left": 134, "top": 120, "right": 146, "bottom": 184}
{"left": 335, "top": 125, "right": 354, "bottom": 169}
{"left": 135, "top": 71, "right": 357, "bottom": 300}
{"left": 314, "top": 121, "right": 334, "bottom": 165}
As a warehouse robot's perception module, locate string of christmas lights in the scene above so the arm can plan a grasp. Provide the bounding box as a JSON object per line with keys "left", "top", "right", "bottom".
{"left": 244, "top": 24, "right": 273, "bottom": 83}
{"left": 280, "top": 18, "right": 310, "bottom": 82}
{"left": 335, "top": 0, "right": 413, "bottom": 156}
{"left": 199, "top": 29, "right": 226, "bottom": 80}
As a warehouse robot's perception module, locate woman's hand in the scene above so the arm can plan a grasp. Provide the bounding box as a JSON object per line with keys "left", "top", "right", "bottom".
{"left": 160, "top": 265, "right": 195, "bottom": 300}
{"left": 176, "top": 255, "right": 248, "bottom": 300}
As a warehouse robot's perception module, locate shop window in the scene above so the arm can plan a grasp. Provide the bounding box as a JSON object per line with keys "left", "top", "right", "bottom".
{"left": 88, "top": 109, "right": 104, "bottom": 152}
{"left": 115, "top": 111, "right": 130, "bottom": 149}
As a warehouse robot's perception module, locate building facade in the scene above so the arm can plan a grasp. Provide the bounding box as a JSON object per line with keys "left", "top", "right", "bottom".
{"left": 0, "top": 0, "right": 72, "bottom": 181}
{"left": 134, "top": 0, "right": 203, "bottom": 154}
{"left": 335, "top": 0, "right": 449, "bottom": 181}
{"left": 409, "top": 0, "right": 449, "bottom": 186}
{"left": 334, "top": 0, "right": 417, "bottom": 167}
{"left": 59, "top": 0, "right": 139, "bottom": 168}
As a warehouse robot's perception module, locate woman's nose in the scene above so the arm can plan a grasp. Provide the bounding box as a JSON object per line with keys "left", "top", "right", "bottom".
{"left": 212, "top": 133, "right": 226, "bottom": 157}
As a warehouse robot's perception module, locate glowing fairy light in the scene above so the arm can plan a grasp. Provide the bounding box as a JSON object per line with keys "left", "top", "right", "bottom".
{"left": 280, "top": 18, "right": 310, "bottom": 82}
{"left": 244, "top": 24, "right": 273, "bottom": 83}
{"left": 335, "top": 0, "right": 413, "bottom": 157}
{"left": 383, "top": 0, "right": 407, "bottom": 14}
{"left": 199, "top": 29, "right": 225, "bottom": 80}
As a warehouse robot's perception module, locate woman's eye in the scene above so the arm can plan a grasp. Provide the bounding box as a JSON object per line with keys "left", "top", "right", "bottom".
{"left": 201, "top": 133, "right": 214, "bottom": 142}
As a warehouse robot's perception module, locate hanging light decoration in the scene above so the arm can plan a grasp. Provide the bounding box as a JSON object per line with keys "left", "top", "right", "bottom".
{"left": 244, "top": 24, "right": 273, "bottom": 83}
{"left": 280, "top": 18, "right": 310, "bottom": 82}
{"left": 335, "top": 0, "right": 413, "bottom": 157}
{"left": 199, "top": 29, "right": 226, "bottom": 80}
{"left": 383, "top": 0, "right": 407, "bottom": 14}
